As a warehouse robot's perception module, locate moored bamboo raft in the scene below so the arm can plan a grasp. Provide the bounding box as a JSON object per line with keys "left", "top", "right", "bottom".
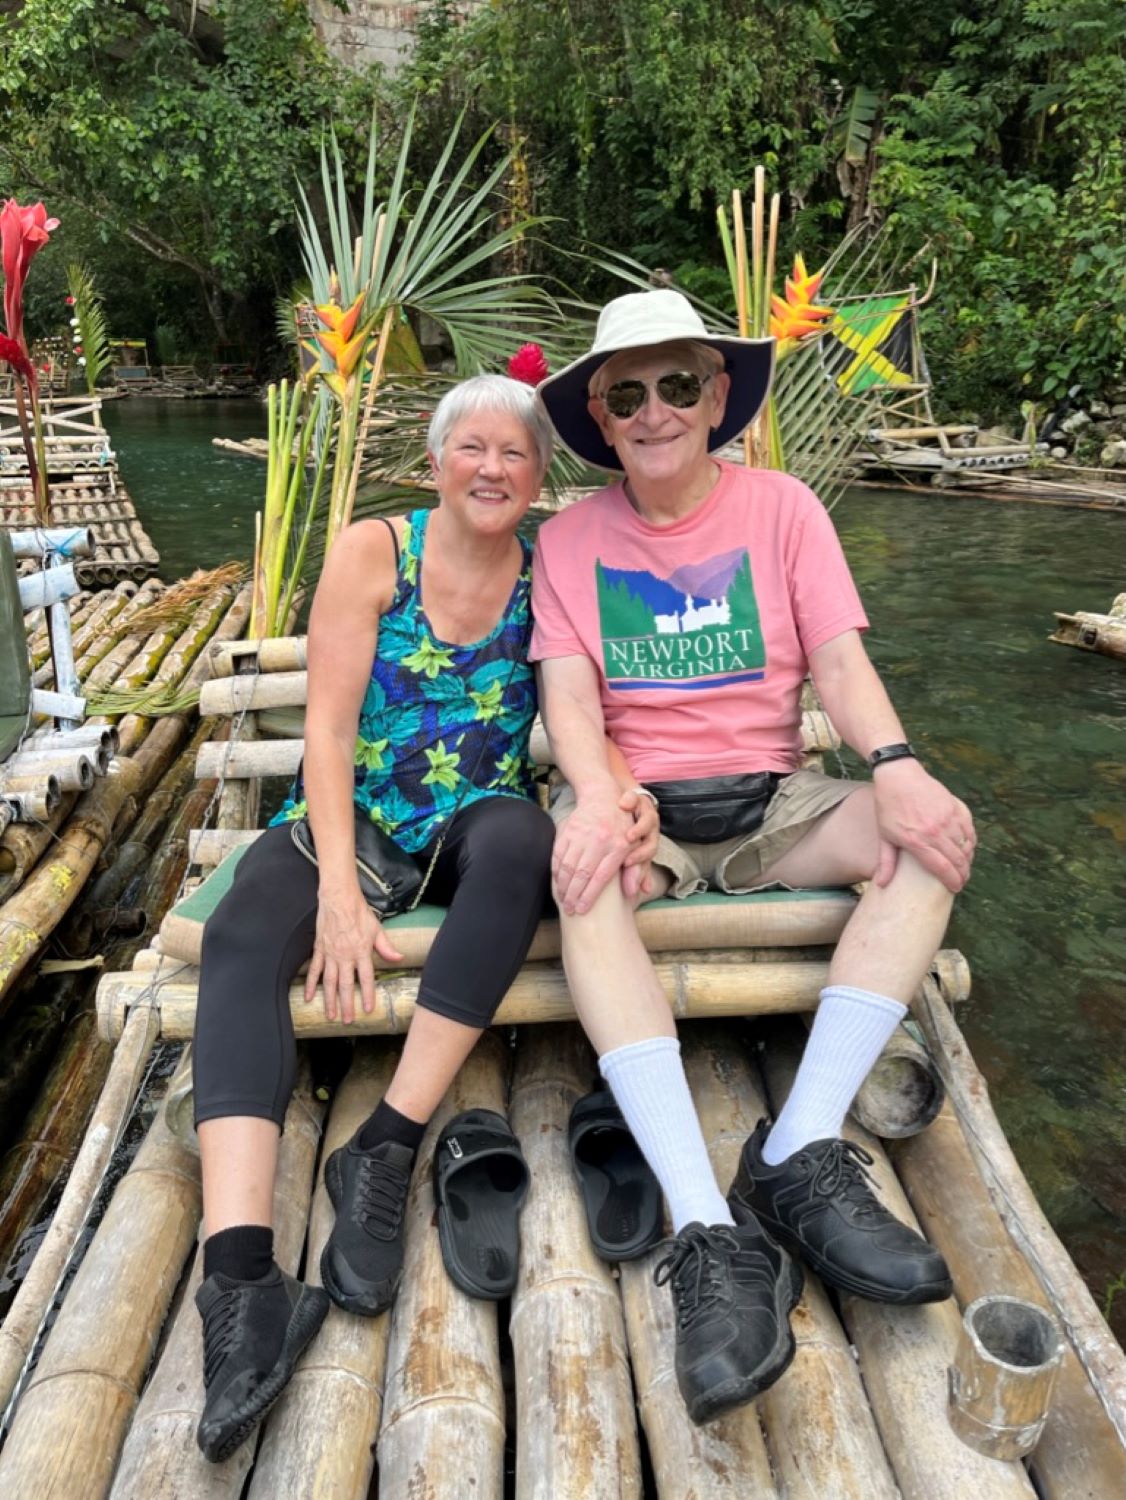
{"left": 1049, "top": 594, "right": 1126, "bottom": 660}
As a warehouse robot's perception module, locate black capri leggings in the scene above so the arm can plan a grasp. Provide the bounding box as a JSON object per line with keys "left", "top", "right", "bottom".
{"left": 193, "top": 796, "right": 554, "bottom": 1128}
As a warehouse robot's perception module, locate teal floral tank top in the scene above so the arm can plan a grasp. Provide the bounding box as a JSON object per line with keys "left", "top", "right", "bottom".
{"left": 272, "top": 509, "right": 537, "bottom": 852}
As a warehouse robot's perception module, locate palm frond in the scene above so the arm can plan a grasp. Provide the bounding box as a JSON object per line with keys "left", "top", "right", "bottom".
{"left": 66, "top": 262, "right": 111, "bottom": 395}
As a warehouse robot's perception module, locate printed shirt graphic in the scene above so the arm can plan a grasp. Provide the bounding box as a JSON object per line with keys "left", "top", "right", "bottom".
{"left": 530, "top": 463, "right": 867, "bottom": 782}
{"left": 596, "top": 545, "right": 765, "bottom": 690}
{"left": 272, "top": 509, "right": 536, "bottom": 852}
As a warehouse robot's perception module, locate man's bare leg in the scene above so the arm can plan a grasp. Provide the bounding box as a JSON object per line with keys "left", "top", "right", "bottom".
{"left": 559, "top": 869, "right": 738, "bottom": 1231}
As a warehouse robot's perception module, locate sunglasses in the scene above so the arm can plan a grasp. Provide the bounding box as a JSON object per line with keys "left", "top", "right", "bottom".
{"left": 600, "top": 370, "right": 714, "bottom": 419}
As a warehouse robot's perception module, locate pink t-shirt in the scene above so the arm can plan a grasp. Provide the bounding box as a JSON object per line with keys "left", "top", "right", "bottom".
{"left": 530, "top": 462, "right": 868, "bottom": 780}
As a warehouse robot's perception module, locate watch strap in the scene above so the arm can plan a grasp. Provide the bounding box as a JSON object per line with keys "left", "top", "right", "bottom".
{"left": 867, "top": 742, "right": 916, "bottom": 770}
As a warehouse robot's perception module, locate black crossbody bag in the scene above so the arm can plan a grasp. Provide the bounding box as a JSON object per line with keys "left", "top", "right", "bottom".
{"left": 291, "top": 606, "right": 530, "bottom": 918}
{"left": 643, "top": 771, "right": 782, "bottom": 845}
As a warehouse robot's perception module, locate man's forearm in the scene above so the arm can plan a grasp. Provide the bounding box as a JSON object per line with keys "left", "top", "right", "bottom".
{"left": 538, "top": 673, "right": 619, "bottom": 798}
{"left": 809, "top": 633, "right": 907, "bottom": 761}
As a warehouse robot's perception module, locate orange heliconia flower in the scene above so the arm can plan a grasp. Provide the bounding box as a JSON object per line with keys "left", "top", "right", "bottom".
{"left": 308, "top": 275, "right": 373, "bottom": 396}
{"left": 769, "top": 253, "right": 834, "bottom": 345}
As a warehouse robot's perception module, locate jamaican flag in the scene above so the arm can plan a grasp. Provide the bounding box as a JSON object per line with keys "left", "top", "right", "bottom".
{"left": 822, "top": 296, "right": 915, "bottom": 394}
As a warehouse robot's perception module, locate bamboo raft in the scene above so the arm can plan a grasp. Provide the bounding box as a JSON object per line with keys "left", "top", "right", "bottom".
{"left": 1050, "top": 594, "right": 1126, "bottom": 660}
{"left": 0, "top": 634, "right": 1122, "bottom": 1497}
{"left": 0, "top": 396, "right": 161, "bottom": 584}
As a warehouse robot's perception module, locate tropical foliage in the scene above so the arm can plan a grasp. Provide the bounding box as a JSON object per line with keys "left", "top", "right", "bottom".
{"left": 1, "top": 0, "right": 1122, "bottom": 416}
{"left": 65, "top": 262, "right": 110, "bottom": 395}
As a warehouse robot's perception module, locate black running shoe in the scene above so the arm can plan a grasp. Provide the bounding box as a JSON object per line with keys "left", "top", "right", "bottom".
{"left": 653, "top": 1214, "right": 803, "bottom": 1425}
{"left": 320, "top": 1136, "right": 415, "bottom": 1316}
{"left": 728, "top": 1120, "right": 953, "bottom": 1305}
{"left": 195, "top": 1267, "right": 329, "bottom": 1463}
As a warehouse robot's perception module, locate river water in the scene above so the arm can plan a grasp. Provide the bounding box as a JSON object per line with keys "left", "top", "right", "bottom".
{"left": 104, "top": 397, "right": 1126, "bottom": 1334}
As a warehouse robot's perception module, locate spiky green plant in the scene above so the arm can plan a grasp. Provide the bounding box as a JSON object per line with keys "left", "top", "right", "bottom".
{"left": 65, "top": 262, "right": 110, "bottom": 395}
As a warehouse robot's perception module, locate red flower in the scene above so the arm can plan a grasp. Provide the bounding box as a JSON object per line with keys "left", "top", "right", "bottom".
{"left": 0, "top": 333, "right": 36, "bottom": 384}
{"left": 1, "top": 199, "right": 60, "bottom": 347}
{"left": 65, "top": 295, "right": 76, "bottom": 306}
{"left": 507, "top": 342, "right": 549, "bottom": 386}
{"left": 74, "top": 345, "right": 83, "bottom": 355}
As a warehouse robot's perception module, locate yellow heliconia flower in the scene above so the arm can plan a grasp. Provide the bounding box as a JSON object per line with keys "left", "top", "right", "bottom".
{"left": 769, "top": 253, "right": 835, "bottom": 347}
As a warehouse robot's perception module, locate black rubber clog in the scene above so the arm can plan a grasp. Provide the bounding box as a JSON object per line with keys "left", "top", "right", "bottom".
{"left": 433, "top": 1108, "right": 529, "bottom": 1299}
{"left": 568, "top": 1088, "right": 664, "bottom": 1261}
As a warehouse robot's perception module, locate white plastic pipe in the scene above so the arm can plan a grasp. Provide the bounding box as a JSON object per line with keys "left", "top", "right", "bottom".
{"left": 18, "top": 563, "right": 79, "bottom": 612}
{"left": 9, "top": 527, "right": 95, "bottom": 559}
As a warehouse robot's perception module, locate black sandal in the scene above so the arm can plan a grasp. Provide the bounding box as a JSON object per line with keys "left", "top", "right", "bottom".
{"left": 568, "top": 1089, "right": 664, "bottom": 1261}
{"left": 434, "top": 1108, "right": 529, "bottom": 1299}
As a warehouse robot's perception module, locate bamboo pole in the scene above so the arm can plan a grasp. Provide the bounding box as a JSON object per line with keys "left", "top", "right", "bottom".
{"left": 97, "top": 954, "right": 836, "bottom": 1042}
{"left": 198, "top": 669, "right": 310, "bottom": 716}
{"left": 247, "top": 1043, "right": 401, "bottom": 1499}
{"left": 849, "top": 1022, "right": 946, "bottom": 1139}
{"left": 0, "top": 1001, "right": 161, "bottom": 1416}
{"left": 377, "top": 1032, "right": 509, "bottom": 1497}
{"left": 0, "top": 793, "right": 77, "bottom": 900}
{"left": 0, "top": 1074, "right": 200, "bottom": 1498}
{"left": 757, "top": 1021, "right": 1037, "bottom": 1499}
{"left": 508, "top": 1024, "right": 641, "bottom": 1499}
{"left": 913, "top": 979, "right": 1126, "bottom": 1447}
{"left": 187, "top": 827, "right": 260, "bottom": 867}
{"left": 892, "top": 1098, "right": 1126, "bottom": 1497}
{"left": 208, "top": 634, "right": 307, "bottom": 677}
{"left": 0, "top": 759, "right": 143, "bottom": 1006}
{"left": 107, "top": 1061, "right": 324, "bottom": 1499}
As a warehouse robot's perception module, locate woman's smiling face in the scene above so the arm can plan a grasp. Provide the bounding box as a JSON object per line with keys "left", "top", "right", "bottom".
{"left": 588, "top": 341, "right": 729, "bottom": 491}
{"left": 430, "top": 409, "right": 543, "bottom": 534}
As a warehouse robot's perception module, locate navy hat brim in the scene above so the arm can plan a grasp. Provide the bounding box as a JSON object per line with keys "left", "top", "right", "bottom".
{"left": 539, "top": 338, "right": 776, "bottom": 474}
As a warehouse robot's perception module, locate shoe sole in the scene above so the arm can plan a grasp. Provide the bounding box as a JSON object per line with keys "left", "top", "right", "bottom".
{"left": 689, "top": 1255, "right": 805, "bottom": 1425}
{"left": 752, "top": 1209, "right": 953, "bottom": 1305}
{"left": 197, "top": 1285, "right": 330, "bottom": 1464}
{"left": 320, "top": 1147, "right": 403, "bottom": 1317}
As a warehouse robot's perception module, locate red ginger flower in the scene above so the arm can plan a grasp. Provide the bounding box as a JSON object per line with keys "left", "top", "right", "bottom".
{"left": 0, "top": 333, "right": 35, "bottom": 383}
{"left": 1, "top": 199, "right": 60, "bottom": 348}
{"left": 507, "top": 343, "right": 549, "bottom": 386}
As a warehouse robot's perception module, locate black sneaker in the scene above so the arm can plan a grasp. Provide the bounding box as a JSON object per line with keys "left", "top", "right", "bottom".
{"left": 729, "top": 1120, "right": 953, "bottom": 1305}
{"left": 320, "top": 1136, "right": 415, "bottom": 1315}
{"left": 195, "top": 1268, "right": 329, "bottom": 1463}
{"left": 653, "top": 1214, "right": 803, "bottom": 1425}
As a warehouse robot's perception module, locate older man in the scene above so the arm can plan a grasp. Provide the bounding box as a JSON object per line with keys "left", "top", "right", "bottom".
{"left": 530, "top": 289, "right": 975, "bottom": 1424}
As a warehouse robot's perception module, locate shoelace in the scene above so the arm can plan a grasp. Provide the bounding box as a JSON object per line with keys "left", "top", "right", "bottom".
{"left": 201, "top": 1285, "right": 242, "bottom": 1387}
{"left": 808, "top": 1138, "right": 883, "bottom": 1219}
{"left": 654, "top": 1225, "right": 772, "bottom": 1331}
{"left": 356, "top": 1153, "right": 410, "bottom": 1239}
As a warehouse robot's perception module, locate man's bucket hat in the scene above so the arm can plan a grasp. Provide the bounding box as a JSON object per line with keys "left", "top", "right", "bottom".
{"left": 538, "top": 288, "right": 775, "bottom": 473}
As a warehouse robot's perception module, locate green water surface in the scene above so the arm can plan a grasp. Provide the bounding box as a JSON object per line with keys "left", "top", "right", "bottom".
{"left": 104, "top": 398, "right": 1126, "bottom": 1333}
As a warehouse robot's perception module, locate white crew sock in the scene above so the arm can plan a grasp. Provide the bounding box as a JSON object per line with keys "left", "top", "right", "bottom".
{"left": 599, "top": 1036, "right": 733, "bottom": 1233}
{"left": 762, "top": 984, "right": 907, "bottom": 1166}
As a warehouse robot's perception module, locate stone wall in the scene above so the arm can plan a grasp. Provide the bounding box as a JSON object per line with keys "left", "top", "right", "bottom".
{"left": 309, "top": 1, "right": 469, "bottom": 74}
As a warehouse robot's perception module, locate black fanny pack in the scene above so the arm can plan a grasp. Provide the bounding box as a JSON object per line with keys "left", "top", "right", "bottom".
{"left": 643, "top": 771, "right": 782, "bottom": 845}
{"left": 291, "top": 806, "right": 423, "bottom": 918}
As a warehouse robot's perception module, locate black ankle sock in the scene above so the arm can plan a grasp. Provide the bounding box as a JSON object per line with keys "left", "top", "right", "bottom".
{"left": 204, "top": 1224, "right": 275, "bottom": 1282}
{"left": 356, "top": 1098, "right": 426, "bottom": 1154}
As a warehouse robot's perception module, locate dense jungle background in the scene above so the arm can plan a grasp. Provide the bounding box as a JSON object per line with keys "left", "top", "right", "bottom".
{"left": 1, "top": 0, "right": 1123, "bottom": 423}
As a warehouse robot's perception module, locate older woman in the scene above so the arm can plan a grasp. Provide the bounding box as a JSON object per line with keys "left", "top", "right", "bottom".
{"left": 532, "top": 290, "right": 974, "bottom": 1424}
{"left": 190, "top": 374, "right": 654, "bottom": 1463}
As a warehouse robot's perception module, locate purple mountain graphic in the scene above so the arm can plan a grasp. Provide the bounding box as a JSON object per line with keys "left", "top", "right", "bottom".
{"left": 666, "top": 548, "right": 747, "bottom": 601}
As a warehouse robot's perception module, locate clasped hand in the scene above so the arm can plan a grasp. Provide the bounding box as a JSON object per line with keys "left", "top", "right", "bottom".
{"left": 872, "top": 759, "right": 976, "bottom": 893}
{"left": 305, "top": 884, "right": 405, "bottom": 1023}
{"left": 552, "top": 784, "right": 659, "bottom": 914}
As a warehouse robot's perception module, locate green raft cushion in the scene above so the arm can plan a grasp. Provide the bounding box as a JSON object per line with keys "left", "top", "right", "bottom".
{"left": 158, "top": 841, "right": 856, "bottom": 970}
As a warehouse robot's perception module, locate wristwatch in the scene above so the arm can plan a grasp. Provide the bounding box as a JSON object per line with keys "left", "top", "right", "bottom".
{"left": 867, "top": 742, "right": 917, "bottom": 770}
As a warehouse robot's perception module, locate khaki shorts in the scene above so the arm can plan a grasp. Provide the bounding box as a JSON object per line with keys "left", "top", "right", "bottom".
{"left": 551, "top": 770, "right": 859, "bottom": 899}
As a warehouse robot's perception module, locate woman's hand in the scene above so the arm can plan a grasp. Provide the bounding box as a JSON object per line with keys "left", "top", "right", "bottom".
{"left": 619, "top": 786, "right": 658, "bottom": 902}
{"left": 305, "top": 884, "right": 404, "bottom": 1024}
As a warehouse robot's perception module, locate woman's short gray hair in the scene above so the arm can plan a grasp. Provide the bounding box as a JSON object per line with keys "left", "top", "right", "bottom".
{"left": 428, "top": 374, "right": 554, "bottom": 473}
